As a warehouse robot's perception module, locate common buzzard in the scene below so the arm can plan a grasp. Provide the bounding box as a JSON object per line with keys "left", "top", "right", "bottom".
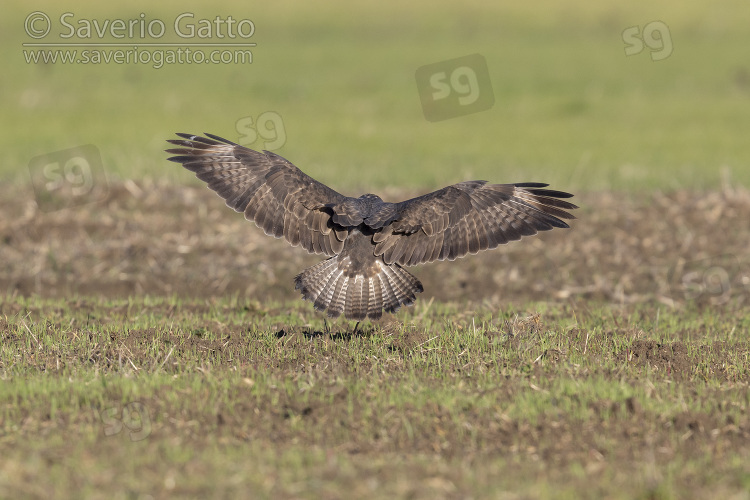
{"left": 166, "top": 133, "right": 577, "bottom": 321}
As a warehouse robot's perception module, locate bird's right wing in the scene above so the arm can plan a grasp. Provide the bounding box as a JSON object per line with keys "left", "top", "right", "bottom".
{"left": 166, "top": 133, "right": 349, "bottom": 256}
{"left": 374, "top": 181, "right": 578, "bottom": 266}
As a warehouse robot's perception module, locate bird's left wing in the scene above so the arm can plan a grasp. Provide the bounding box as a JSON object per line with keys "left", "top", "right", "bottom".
{"left": 166, "top": 133, "right": 349, "bottom": 255}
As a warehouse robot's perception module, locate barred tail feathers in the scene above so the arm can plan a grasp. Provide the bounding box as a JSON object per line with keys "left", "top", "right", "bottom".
{"left": 294, "top": 257, "right": 423, "bottom": 321}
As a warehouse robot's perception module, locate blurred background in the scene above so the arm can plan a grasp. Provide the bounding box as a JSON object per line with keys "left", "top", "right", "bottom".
{"left": 5, "top": 0, "right": 750, "bottom": 195}
{"left": 3, "top": 0, "right": 750, "bottom": 306}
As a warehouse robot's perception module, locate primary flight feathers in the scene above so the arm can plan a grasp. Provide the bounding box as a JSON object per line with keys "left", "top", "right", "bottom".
{"left": 166, "top": 133, "right": 577, "bottom": 320}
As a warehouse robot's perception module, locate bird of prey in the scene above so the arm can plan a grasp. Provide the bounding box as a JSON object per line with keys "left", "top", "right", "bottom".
{"left": 166, "top": 133, "right": 577, "bottom": 321}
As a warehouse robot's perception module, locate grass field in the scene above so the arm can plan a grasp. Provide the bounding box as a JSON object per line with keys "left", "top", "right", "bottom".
{"left": 3, "top": 1, "right": 750, "bottom": 498}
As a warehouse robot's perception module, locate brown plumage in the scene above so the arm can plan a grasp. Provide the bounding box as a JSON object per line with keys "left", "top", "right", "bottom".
{"left": 166, "top": 133, "right": 578, "bottom": 321}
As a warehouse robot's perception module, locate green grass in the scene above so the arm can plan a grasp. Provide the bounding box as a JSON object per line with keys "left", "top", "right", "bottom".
{"left": 4, "top": 0, "right": 750, "bottom": 192}
{"left": 2, "top": 295, "right": 750, "bottom": 498}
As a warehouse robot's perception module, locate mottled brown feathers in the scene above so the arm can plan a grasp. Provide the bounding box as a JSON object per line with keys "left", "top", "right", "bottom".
{"left": 167, "top": 133, "right": 577, "bottom": 320}
{"left": 166, "top": 133, "right": 347, "bottom": 256}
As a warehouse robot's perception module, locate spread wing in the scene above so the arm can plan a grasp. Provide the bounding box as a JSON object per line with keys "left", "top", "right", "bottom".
{"left": 373, "top": 181, "right": 578, "bottom": 266}
{"left": 166, "top": 133, "right": 349, "bottom": 256}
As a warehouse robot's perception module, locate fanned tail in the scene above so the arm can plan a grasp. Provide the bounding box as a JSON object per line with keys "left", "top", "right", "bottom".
{"left": 294, "top": 257, "right": 423, "bottom": 321}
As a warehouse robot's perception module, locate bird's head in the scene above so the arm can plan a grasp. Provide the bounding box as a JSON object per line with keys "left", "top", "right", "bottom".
{"left": 359, "top": 193, "right": 383, "bottom": 204}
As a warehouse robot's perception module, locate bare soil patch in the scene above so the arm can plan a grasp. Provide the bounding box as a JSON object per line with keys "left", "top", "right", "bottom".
{"left": 1, "top": 181, "right": 749, "bottom": 309}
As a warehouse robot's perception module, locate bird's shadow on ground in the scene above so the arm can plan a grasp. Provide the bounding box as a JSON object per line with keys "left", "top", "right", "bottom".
{"left": 274, "top": 324, "right": 373, "bottom": 341}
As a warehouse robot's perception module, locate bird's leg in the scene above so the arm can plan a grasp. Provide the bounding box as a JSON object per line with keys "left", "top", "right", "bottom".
{"left": 352, "top": 321, "right": 360, "bottom": 335}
